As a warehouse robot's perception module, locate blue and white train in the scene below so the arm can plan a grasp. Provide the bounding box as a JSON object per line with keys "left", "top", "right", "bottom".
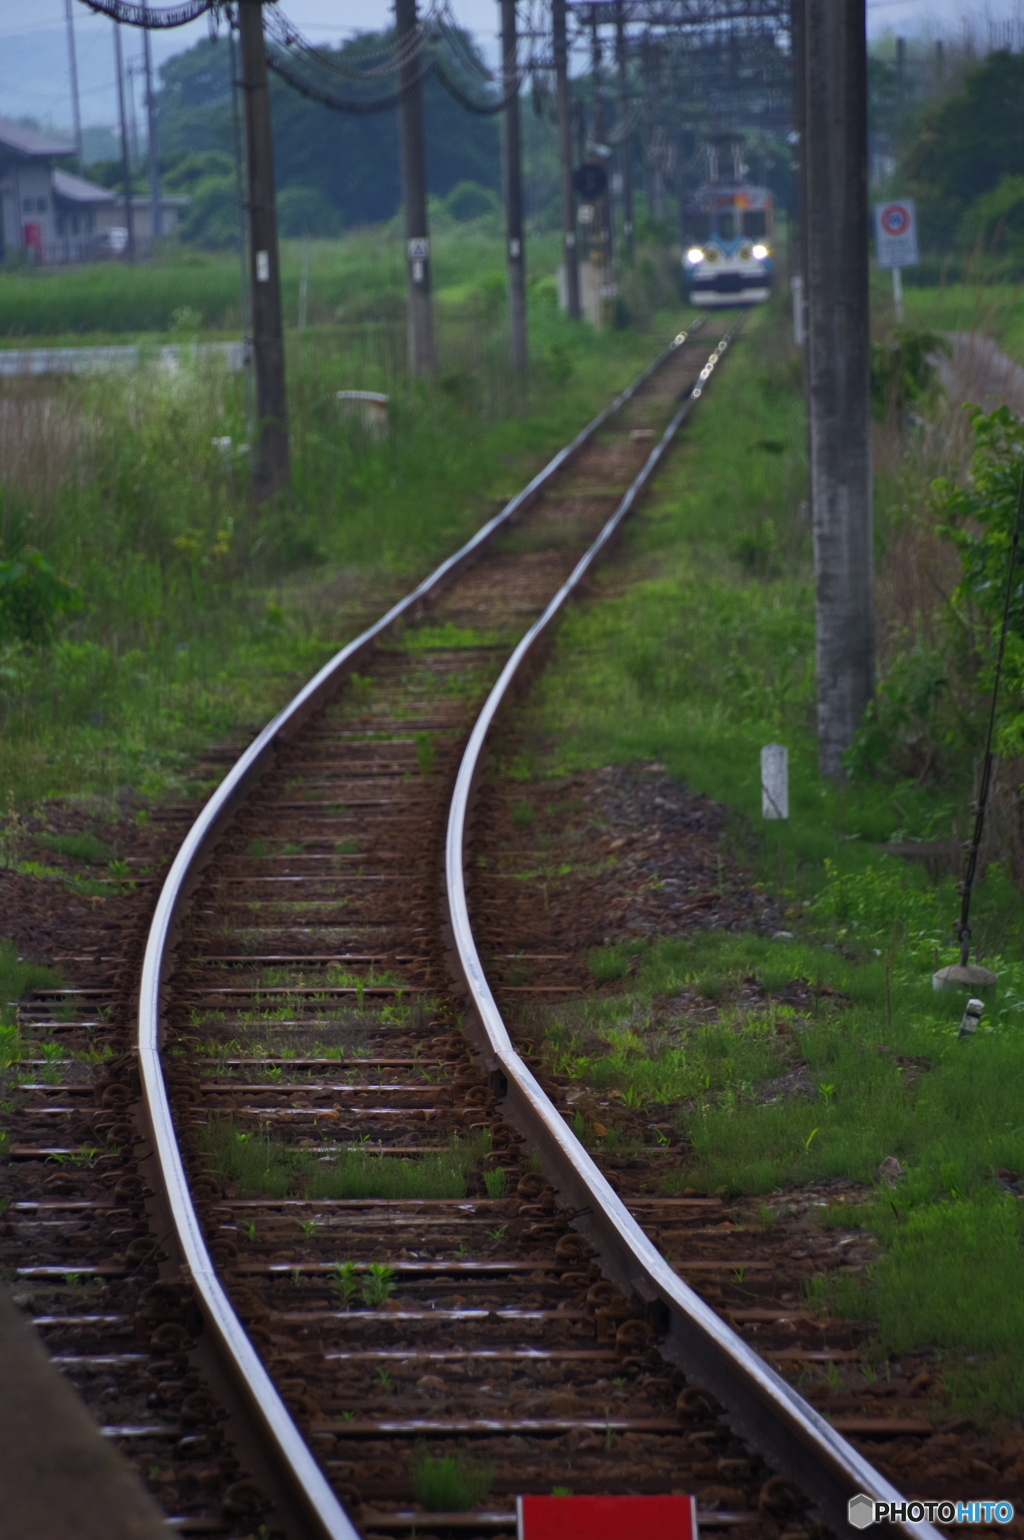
{"left": 682, "top": 182, "right": 775, "bottom": 307}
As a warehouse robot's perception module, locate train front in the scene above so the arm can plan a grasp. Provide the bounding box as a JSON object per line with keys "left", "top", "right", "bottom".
{"left": 683, "top": 185, "right": 774, "bottom": 308}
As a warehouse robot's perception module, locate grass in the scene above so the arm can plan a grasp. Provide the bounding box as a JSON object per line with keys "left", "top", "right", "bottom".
{"left": 0, "top": 225, "right": 691, "bottom": 808}
{"left": 200, "top": 1119, "right": 490, "bottom": 1201}
{"left": 36, "top": 831, "right": 112, "bottom": 864}
{"left": 0, "top": 228, "right": 563, "bottom": 341}
{"left": 411, "top": 1447, "right": 494, "bottom": 1512}
{"left": 501, "top": 291, "right": 1024, "bottom": 1426}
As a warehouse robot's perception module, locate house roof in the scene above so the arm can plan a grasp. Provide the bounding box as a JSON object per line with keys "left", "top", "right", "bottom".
{"left": 52, "top": 168, "right": 116, "bottom": 206}
{"left": 0, "top": 116, "right": 72, "bottom": 159}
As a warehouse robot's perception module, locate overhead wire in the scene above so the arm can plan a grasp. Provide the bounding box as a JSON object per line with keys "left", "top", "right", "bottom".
{"left": 265, "top": 0, "right": 549, "bottom": 118}
{"left": 78, "top": 0, "right": 215, "bottom": 25}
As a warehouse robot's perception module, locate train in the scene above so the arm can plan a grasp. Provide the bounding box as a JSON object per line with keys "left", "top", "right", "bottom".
{"left": 682, "top": 180, "right": 775, "bottom": 308}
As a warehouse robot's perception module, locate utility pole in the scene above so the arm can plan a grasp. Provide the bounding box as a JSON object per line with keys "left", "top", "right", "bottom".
{"left": 237, "top": 0, "right": 290, "bottom": 500}
{"left": 396, "top": 0, "right": 437, "bottom": 381}
{"left": 142, "top": 1, "right": 163, "bottom": 245}
{"left": 804, "top": 0, "right": 873, "bottom": 777}
{"left": 589, "top": 7, "right": 612, "bottom": 270}
{"left": 501, "top": 0, "right": 527, "bottom": 380}
{"left": 113, "top": 21, "right": 136, "bottom": 262}
{"left": 790, "top": 0, "right": 807, "bottom": 347}
{"left": 64, "top": 0, "right": 84, "bottom": 173}
{"left": 615, "top": 0, "right": 633, "bottom": 263}
{"left": 552, "top": 0, "right": 580, "bottom": 320}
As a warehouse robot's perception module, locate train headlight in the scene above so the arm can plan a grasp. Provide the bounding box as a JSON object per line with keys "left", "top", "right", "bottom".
{"left": 752, "top": 243, "right": 769, "bottom": 260}
{"left": 686, "top": 246, "right": 704, "bottom": 265}
{"left": 740, "top": 244, "right": 752, "bottom": 259}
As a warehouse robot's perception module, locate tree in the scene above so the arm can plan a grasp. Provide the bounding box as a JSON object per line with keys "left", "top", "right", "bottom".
{"left": 902, "top": 50, "right": 1024, "bottom": 249}
{"left": 155, "top": 31, "right": 501, "bottom": 233}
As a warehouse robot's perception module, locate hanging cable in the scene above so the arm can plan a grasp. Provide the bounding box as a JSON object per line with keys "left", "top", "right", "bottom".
{"left": 265, "top": 2, "right": 439, "bottom": 79}
{"left": 266, "top": 43, "right": 432, "bottom": 115}
{"left": 79, "top": 0, "right": 214, "bottom": 25}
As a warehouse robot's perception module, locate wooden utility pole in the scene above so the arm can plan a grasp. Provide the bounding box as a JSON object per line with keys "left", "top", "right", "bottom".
{"left": 552, "top": 0, "right": 580, "bottom": 320}
{"left": 501, "top": 0, "right": 527, "bottom": 380}
{"left": 804, "top": 0, "right": 873, "bottom": 777}
{"left": 615, "top": 0, "right": 634, "bottom": 263}
{"left": 396, "top": 0, "right": 437, "bottom": 380}
{"left": 142, "top": 1, "right": 162, "bottom": 244}
{"left": 112, "top": 21, "right": 136, "bottom": 262}
{"left": 237, "top": 0, "right": 290, "bottom": 500}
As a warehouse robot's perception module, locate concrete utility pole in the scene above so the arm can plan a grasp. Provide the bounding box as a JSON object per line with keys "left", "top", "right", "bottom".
{"left": 790, "top": 0, "right": 808, "bottom": 346}
{"left": 112, "top": 21, "right": 136, "bottom": 262}
{"left": 804, "top": 0, "right": 874, "bottom": 777}
{"left": 142, "top": 1, "right": 162, "bottom": 244}
{"left": 396, "top": 0, "right": 437, "bottom": 381}
{"left": 64, "top": 0, "right": 84, "bottom": 173}
{"left": 237, "top": 0, "right": 291, "bottom": 500}
{"left": 552, "top": 0, "right": 580, "bottom": 320}
{"left": 615, "top": 0, "right": 634, "bottom": 262}
{"left": 501, "top": 0, "right": 527, "bottom": 380}
{"left": 589, "top": 7, "right": 612, "bottom": 269}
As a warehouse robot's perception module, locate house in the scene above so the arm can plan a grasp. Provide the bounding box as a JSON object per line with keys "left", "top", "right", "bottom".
{"left": 0, "top": 116, "right": 187, "bottom": 263}
{"left": 0, "top": 117, "right": 72, "bottom": 261}
{"left": 94, "top": 190, "right": 189, "bottom": 255}
{"left": 51, "top": 167, "right": 116, "bottom": 262}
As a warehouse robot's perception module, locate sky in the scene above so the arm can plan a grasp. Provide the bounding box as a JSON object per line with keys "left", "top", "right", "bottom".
{"left": 1, "top": 0, "right": 1023, "bottom": 144}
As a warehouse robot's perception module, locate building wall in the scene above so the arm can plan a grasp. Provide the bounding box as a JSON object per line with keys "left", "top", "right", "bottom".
{"left": 0, "top": 159, "right": 56, "bottom": 255}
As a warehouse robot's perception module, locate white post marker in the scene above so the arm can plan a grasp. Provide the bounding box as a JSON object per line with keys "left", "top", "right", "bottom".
{"left": 873, "top": 199, "right": 918, "bottom": 324}
{"left": 761, "top": 743, "right": 789, "bottom": 820}
{"left": 791, "top": 273, "right": 805, "bottom": 347}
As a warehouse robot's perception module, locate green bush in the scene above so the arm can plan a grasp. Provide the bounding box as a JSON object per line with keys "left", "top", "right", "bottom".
{"left": 935, "top": 404, "right": 1024, "bottom": 755}
{"left": 179, "top": 174, "right": 238, "bottom": 251}
{"left": 276, "top": 185, "right": 343, "bottom": 239}
{"left": 0, "top": 550, "right": 81, "bottom": 645}
{"left": 444, "top": 180, "right": 501, "bottom": 222}
{"left": 869, "top": 326, "right": 949, "bottom": 421}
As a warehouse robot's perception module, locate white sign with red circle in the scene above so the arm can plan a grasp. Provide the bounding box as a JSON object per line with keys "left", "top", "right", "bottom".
{"left": 874, "top": 199, "right": 918, "bottom": 267}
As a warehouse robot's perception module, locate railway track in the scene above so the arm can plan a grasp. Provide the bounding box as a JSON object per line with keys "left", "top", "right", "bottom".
{"left": 3, "top": 324, "right": 937, "bottom": 1540}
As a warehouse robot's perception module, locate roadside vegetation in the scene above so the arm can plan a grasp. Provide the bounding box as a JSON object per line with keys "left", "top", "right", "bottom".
{"left": 508, "top": 295, "right": 1024, "bottom": 1426}
{"left": 0, "top": 224, "right": 687, "bottom": 806}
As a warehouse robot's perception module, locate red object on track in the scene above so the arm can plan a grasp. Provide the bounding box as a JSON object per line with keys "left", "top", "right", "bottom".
{"left": 517, "top": 1494, "right": 698, "bottom": 1539}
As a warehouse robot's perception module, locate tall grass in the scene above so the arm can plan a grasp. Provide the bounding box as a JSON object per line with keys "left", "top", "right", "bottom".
{"left": 0, "top": 231, "right": 690, "bottom": 803}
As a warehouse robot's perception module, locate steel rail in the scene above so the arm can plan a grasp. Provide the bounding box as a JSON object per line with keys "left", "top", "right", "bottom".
{"left": 135, "top": 325, "right": 701, "bottom": 1540}
{"left": 443, "top": 332, "right": 942, "bottom": 1540}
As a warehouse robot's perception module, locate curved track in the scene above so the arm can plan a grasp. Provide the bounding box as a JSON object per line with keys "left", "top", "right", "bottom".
{"left": 11, "top": 326, "right": 939, "bottom": 1540}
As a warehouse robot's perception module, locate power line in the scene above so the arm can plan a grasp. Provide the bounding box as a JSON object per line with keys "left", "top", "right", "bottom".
{"left": 79, "top": 0, "right": 215, "bottom": 26}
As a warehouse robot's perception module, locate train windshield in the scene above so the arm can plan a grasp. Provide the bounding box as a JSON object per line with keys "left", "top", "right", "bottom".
{"left": 742, "top": 210, "right": 768, "bottom": 237}
{"left": 691, "top": 212, "right": 711, "bottom": 241}
{"left": 716, "top": 211, "right": 736, "bottom": 239}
